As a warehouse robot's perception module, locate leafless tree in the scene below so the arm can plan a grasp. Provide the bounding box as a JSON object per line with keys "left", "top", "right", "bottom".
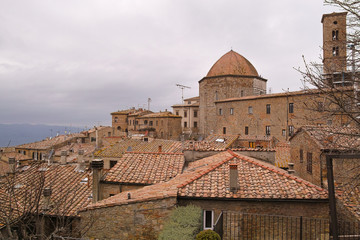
{"left": 0, "top": 162, "right": 95, "bottom": 240}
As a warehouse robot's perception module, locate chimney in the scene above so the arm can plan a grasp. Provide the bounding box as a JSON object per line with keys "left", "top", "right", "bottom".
{"left": 60, "top": 151, "right": 67, "bottom": 165}
{"left": 288, "top": 163, "right": 295, "bottom": 174}
{"left": 158, "top": 145, "right": 162, "bottom": 152}
{"left": 42, "top": 188, "right": 52, "bottom": 211}
{"left": 8, "top": 157, "right": 16, "bottom": 175}
{"left": 229, "top": 164, "right": 239, "bottom": 193}
{"left": 91, "top": 159, "right": 104, "bottom": 203}
{"left": 77, "top": 150, "right": 85, "bottom": 171}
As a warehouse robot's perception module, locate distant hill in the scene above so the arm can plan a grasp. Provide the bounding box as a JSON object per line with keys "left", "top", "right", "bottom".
{"left": 0, "top": 124, "right": 85, "bottom": 147}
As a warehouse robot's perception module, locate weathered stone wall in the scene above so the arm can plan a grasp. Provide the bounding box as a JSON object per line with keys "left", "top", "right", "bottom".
{"left": 177, "top": 198, "right": 329, "bottom": 223}
{"left": 290, "top": 131, "right": 323, "bottom": 186}
{"left": 100, "top": 182, "right": 144, "bottom": 200}
{"left": 80, "top": 197, "right": 177, "bottom": 240}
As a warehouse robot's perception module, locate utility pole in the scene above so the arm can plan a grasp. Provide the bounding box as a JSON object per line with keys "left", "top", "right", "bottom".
{"left": 176, "top": 84, "right": 191, "bottom": 102}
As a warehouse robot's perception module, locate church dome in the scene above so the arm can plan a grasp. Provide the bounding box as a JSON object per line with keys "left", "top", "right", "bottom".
{"left": 206, "top": 50, "right": 259, "bottom": 77}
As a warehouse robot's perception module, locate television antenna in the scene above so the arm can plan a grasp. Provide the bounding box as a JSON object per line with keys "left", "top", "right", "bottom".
{"left": 176, "top": 84, "right": 191, "bottom": 102}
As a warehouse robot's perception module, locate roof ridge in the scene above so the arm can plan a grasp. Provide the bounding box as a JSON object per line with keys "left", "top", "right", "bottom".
{"left": 230, "top": 151, "right": 326, "bottom": 192}
{"left": 125, "top": 151, "right": 183, "bottom": 155}
{"left": 177, "top": 154, "right": 235, "bottom": 188}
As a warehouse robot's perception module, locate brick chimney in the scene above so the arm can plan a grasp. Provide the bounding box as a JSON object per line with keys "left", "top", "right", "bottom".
{"left": 229, "top": 164, "right": 239, "bottom": 193}
{"left": 91, "top": 159, "right": 104, "bottom": 203}
{"left": 42, "top": 188, "right": 52, "bottom": 211}
{"left": 8, "top": 157, "right": 16, "bottom": 175}
{"left": 60, "top": 151, "right": 67, "bottom": 165}
{"left": 77, "top": 150, "right": 85, "bottom": 171}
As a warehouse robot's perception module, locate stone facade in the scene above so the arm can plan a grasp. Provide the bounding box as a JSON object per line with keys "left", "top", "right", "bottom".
{"left": 80, "top": 197, "right": 177, "bottom": 240}
{"left": 322, "top": 12, "right": 347, "bottom": 75}
{"left": 172, "top": 96, "right": 200, "bottom": 134}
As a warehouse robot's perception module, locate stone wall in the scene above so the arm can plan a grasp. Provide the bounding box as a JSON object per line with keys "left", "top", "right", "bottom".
{"left": 80, "top": 197, "right": 177, "bottom": 239}
{"left": 100, "top": 182, "right": 144, "bottom": 200}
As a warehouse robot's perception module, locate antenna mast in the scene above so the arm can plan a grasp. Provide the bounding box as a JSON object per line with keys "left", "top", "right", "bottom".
{"left": 176, "top": 84, "right": 191, "bottom": 102}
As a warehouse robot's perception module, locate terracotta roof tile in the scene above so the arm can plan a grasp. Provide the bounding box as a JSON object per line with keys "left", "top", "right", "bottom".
{"left": 0, "top": 163, "right": 92, "bottom": 225}
{"left": 95, "top": 138, "right": 182, "bottom": 158}
{"left": 16, "top": 134, "right": 82, "bottom": 150}
{"left": 85, "top": 151, "right": 327, "bottom": 210}
{"left": 104, "top": 152, "right": 184, "bottom": 185}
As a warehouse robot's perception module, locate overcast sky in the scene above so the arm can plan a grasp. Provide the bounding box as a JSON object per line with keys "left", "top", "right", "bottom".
{"left": 0, "top": 0, "right": 339, "bottom": 127}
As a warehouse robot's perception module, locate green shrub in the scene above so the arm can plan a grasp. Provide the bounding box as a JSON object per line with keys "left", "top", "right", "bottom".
{"left": 195, "top": 230, "right": 221, "bottom": 240}
{"left": 158, "top": 205, "right": 202, "bottom": 240}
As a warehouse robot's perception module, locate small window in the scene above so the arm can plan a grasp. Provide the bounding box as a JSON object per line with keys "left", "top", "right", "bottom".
{"left": 194, "top": 121, "right": 198, "bottom": 128}
{"left": 184, "top": 122, "right": 187, "bottom": 128}
{"left": 203, "top": 210, "right": 214, "bottom": 230}
{"left": 215, "top": 91, "right": 218, "bottom": 101}
{"left": 176, "top": 111, "right": 179, "bottom": 116}
{"left": 332, "top": 30, "right": 339, "bottom": 40}
{"left": 194, "top": 110, "right": 198, "bottom": 118}
{"left": 266, "top": 104, "right": 271, "bottom": 114}
{"left": 332, "top": 46, "right": 339, "bottom": 56}
{"left": 114, "top": 117, "right": 118, "bottom": 123}
{"left": 299, "top": 149, "right": 303, "bottom": 163}
{"left": 307, "top": 152, "right": 313, "bottom": 174}
{"left": 219, "top": 108, "right": 223, "bottom": 115}
{"left": 109, "top": 194, "right": 115, "bottom": 197}
{"left": 245, "top": 126, "right": 249, "bottom": 135}
{"left": 265, "top": 126, "right": 270, "bottom": 136}
{"left": 144, "top": 120, "right": 148, "bottom": 125}
{"left": 230, "top": 108, "right": 234, "bottom": 115}
{"left": 156, "top": 120, "right": 158, "bottom": 126}
{"left": 184, "top": 111, "right": 187, "bottom": 118}
{"left": 248, "top": 106, "right": 253, "bottom": 114}
{"left": 188, "top": 101, "right": 191, "bottom": 104}
{"left": 249, "top": 142, "right": 255, "bottom": 148}
{"left": 108, "top": 132, "right": 111, "bottom": 137}
{"left": 241, "top": 90, "right": 244, "bottom": 97}
{"left": 289, "top": 125, "right": 294, "bottom": 136}
{"left": 289, "top": 103, "right": 294, "bottom": 113}
{"left": 91, "top": 137, "right": 96, "bottom": 142}
{"left": 282, "top": 129, "right": 286, "bottom": 136}
{"left": 110, "top": 160, "right": 118, "bottom": 168}
{"left": 149, "top": 121, "right": 153, "bottom": 126}
{"left": 223, "top": 127, "right": 226, "bottom": 134}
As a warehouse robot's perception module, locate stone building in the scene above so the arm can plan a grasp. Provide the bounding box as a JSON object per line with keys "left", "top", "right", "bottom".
{"left": 172, "top": 96, "right": 200, "bottom": 135}
{"left": 289, "top": 126, "right": 360, "bottom": 222}
{"left": 198, "top": 50, "right": 267, "bottom": 136}
{"left": 173, "top": 12, "right": 351, "bottom": 141}
{"left": 80, "top": 150, "right": 329, "bottom": 239}
{"left": 111, "top": 109, "right": 182, "bottom": 140}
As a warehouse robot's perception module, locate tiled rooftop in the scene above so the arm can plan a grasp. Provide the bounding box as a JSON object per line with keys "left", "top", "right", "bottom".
{"left": 139, "top": 111, "right": 181, "bottom": 118}
{"left": 16, "top": 134, "right": 83, "bottom": 150}
{"left": 292, "top": 125, "right": 360, "bottom": 151}
{"left": 336, "top": 183, "right": 360, "bottom": 221}
{"left": 0, "top": 163, "right": 92, "bottom": 226}
{"left": 85, "top": 150, "right": 327, "bottom": 210}
{"left": 183, "top": 135, "right": 239, "bottom": 151}
{"left": 103, "top": 152, "right": 185, "bottom": 185}
{"left": 54, "top": 143, "right": 96, "bottom": 163}
{"left": 95, "top": 138, "right": 182, "bottom": 158}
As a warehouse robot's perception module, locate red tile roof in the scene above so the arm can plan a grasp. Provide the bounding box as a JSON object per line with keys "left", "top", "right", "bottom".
{"left": 0, "top": 162, "right": 92, "bottom": 225}
{"left": 84, "top": 151, "right": 327, "bottom": 210}
{"left": 336, "top": 183, "right": 360, "bottom": 221}
{"left": 95, "top": 138, "right": 182, "bottom": 158}
{"left": 54, "top": 143, "right": 96, "bottom": 163}
{"left": 291, "top": 125, "right": 360, "bottom": 151}
{"left": 103, "top": 152, "right": 185, "bottom": 185}
{"left": 16, "top": 134, "right": 82, "bottom": 150}
{"left": 1, "top": 152, "right": 32, "bottom": 161}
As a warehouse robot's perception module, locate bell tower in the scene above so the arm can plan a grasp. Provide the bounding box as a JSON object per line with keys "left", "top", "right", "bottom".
{"left": 321, "top": 12, "right": 347, "bottom": 75}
